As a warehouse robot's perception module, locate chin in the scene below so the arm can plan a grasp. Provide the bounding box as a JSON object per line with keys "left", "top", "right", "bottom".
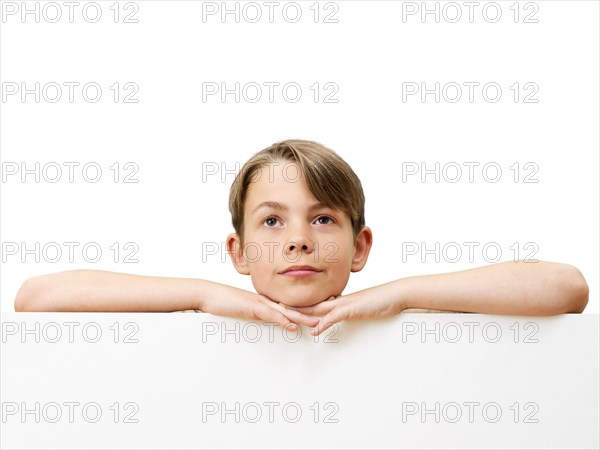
{"left": 278, "top": 293, "right": 333, "bottom": 307}
{"left": 279, "top": 298, "right": 320, "bottom": 308}
{"left": 266, "top": 290, "right": 330, "bottom": 308}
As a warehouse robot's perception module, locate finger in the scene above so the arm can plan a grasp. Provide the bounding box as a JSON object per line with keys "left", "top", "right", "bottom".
{"left": 257, "top": 296, "right": 319, "bottom": 327}
{"left": 310, "top": 308, "right": 348, "bottom": 337}
{"left": 255, "top": 304, "right": 299, "bottom": 331}
{"left": 279, "top": 308, "right": 320, "bottom": 327}
{"left": 258, "top": 296, "right": 287, "bottom": 313}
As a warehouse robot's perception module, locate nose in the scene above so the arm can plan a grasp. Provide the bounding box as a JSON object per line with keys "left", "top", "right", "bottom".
{"left": 285, "top": 224, "right": 315, "bottom": 255}
{"left": 286, "top": 240, "right": 313, "bottom": 252}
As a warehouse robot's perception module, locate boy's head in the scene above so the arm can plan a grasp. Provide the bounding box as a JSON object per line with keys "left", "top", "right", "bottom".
{"left": 227, "top": 139, "right": 373, "bottom": 307}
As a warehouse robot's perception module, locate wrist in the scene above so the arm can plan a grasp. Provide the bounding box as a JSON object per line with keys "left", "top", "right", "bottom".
{"left": 391, "top": 278, "right": 411, "bottom": 311}
{"left": 194, "top": 278, "right": 209, "bottom": 311}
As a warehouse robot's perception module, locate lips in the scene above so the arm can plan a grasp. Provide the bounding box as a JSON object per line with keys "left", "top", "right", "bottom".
{"left": 279, "top": 265, "right": 323, "bottom": 275}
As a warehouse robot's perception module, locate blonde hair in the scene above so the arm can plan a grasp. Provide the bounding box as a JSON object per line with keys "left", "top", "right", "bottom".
{"left": 229, "top": 139, "right": 366, "bottom": 245}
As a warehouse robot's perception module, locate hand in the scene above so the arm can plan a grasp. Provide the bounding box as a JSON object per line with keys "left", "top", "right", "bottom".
{"left": 200, "top": 281, "right": 320, "bottom": 331}
{"left": 286, "top": 284, "right": 407, "bottom": 336}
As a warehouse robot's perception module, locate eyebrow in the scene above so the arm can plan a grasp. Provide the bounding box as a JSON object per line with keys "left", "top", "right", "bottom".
{"left": 251, "top": 201, "right": 330, "bottom": 216}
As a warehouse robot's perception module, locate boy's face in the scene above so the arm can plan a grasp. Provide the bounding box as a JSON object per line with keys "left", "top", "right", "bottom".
{"left": 227, "top": 162, "right": 372, "bottom": 307}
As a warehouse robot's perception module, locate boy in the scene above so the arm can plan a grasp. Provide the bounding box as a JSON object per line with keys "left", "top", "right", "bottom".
{"left": 14, "top": 139, "right": 589, "bottom": 336}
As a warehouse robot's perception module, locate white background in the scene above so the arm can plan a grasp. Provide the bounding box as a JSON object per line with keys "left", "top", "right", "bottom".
{"left": 2, "top": 313, "right": 599, "bottom": 449}
{"left": 1, "top": 2, "right": 599, "bottom": 449}
{"left": 1, "top": 1, "right": 598, "bottom": 310}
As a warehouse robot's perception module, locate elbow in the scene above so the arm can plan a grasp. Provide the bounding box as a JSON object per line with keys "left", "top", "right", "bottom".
{"left": 561, "top": 265, "right": 589, "bottom": 313}
{"left": 14, "top": 276, "right": 48, "bottom": 312}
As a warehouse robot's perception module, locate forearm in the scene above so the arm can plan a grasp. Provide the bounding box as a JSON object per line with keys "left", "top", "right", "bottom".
{"left": 14, "top": 270, "right": 208, "bottom": 312}
{"left": 394, "top": 260, "right": 589, "bottom": 315}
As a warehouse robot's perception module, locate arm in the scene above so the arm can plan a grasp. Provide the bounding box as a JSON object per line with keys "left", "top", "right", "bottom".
{"left": 13, "top": 269, "right": 319, "bottom": 330}
{"left": 14, "top": 269, "right": 208, "bottom": 312}
{"left": 288, "top": 260, "right": 589, "bottom": 336}
{"left": 396, "top": 260, "right": 589, "bottom": 315}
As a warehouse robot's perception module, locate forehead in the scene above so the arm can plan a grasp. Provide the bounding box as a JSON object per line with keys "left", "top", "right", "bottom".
{"left": 245, "top": 162, "right": 313, "bottom": 203}
{"left": 243, "top": 162, "right": 348, "bottom": 221}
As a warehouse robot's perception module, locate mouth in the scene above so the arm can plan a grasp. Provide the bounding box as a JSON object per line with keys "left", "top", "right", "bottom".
{"left": 279, "top": 265, "right": 323, "bottom": 278}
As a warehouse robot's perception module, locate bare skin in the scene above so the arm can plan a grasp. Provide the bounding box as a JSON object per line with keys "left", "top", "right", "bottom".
{"left": 14, "top": 162, "right": 589, "bottom": 335}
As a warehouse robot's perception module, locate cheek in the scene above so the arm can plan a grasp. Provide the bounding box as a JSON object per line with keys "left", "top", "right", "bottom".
{"left": 247, "top": 249, "right": 276, "bottom": 279}
{"left": 243, "top": 244, "right": 262, "bottom": 263}
{"left": 248, "top": 264, "right": 271, "bottom": 294}
{"left": 327, "top": 239, "right": 354, "bottom": 267}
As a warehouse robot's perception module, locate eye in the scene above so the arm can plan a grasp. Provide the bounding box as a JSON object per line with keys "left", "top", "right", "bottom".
{"left": 315, "top": 215, "right": 335, "bottom": 225}
{"left": 263, "top": 215, "right": 281, "bottom": 227}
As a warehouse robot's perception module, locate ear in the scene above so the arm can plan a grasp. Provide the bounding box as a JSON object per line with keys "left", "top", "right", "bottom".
{"left": 351, "top": 226, "right": 373, "bottom": 272}
{"left": 226, "top": 233, "right": 251, "bottom": 275}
